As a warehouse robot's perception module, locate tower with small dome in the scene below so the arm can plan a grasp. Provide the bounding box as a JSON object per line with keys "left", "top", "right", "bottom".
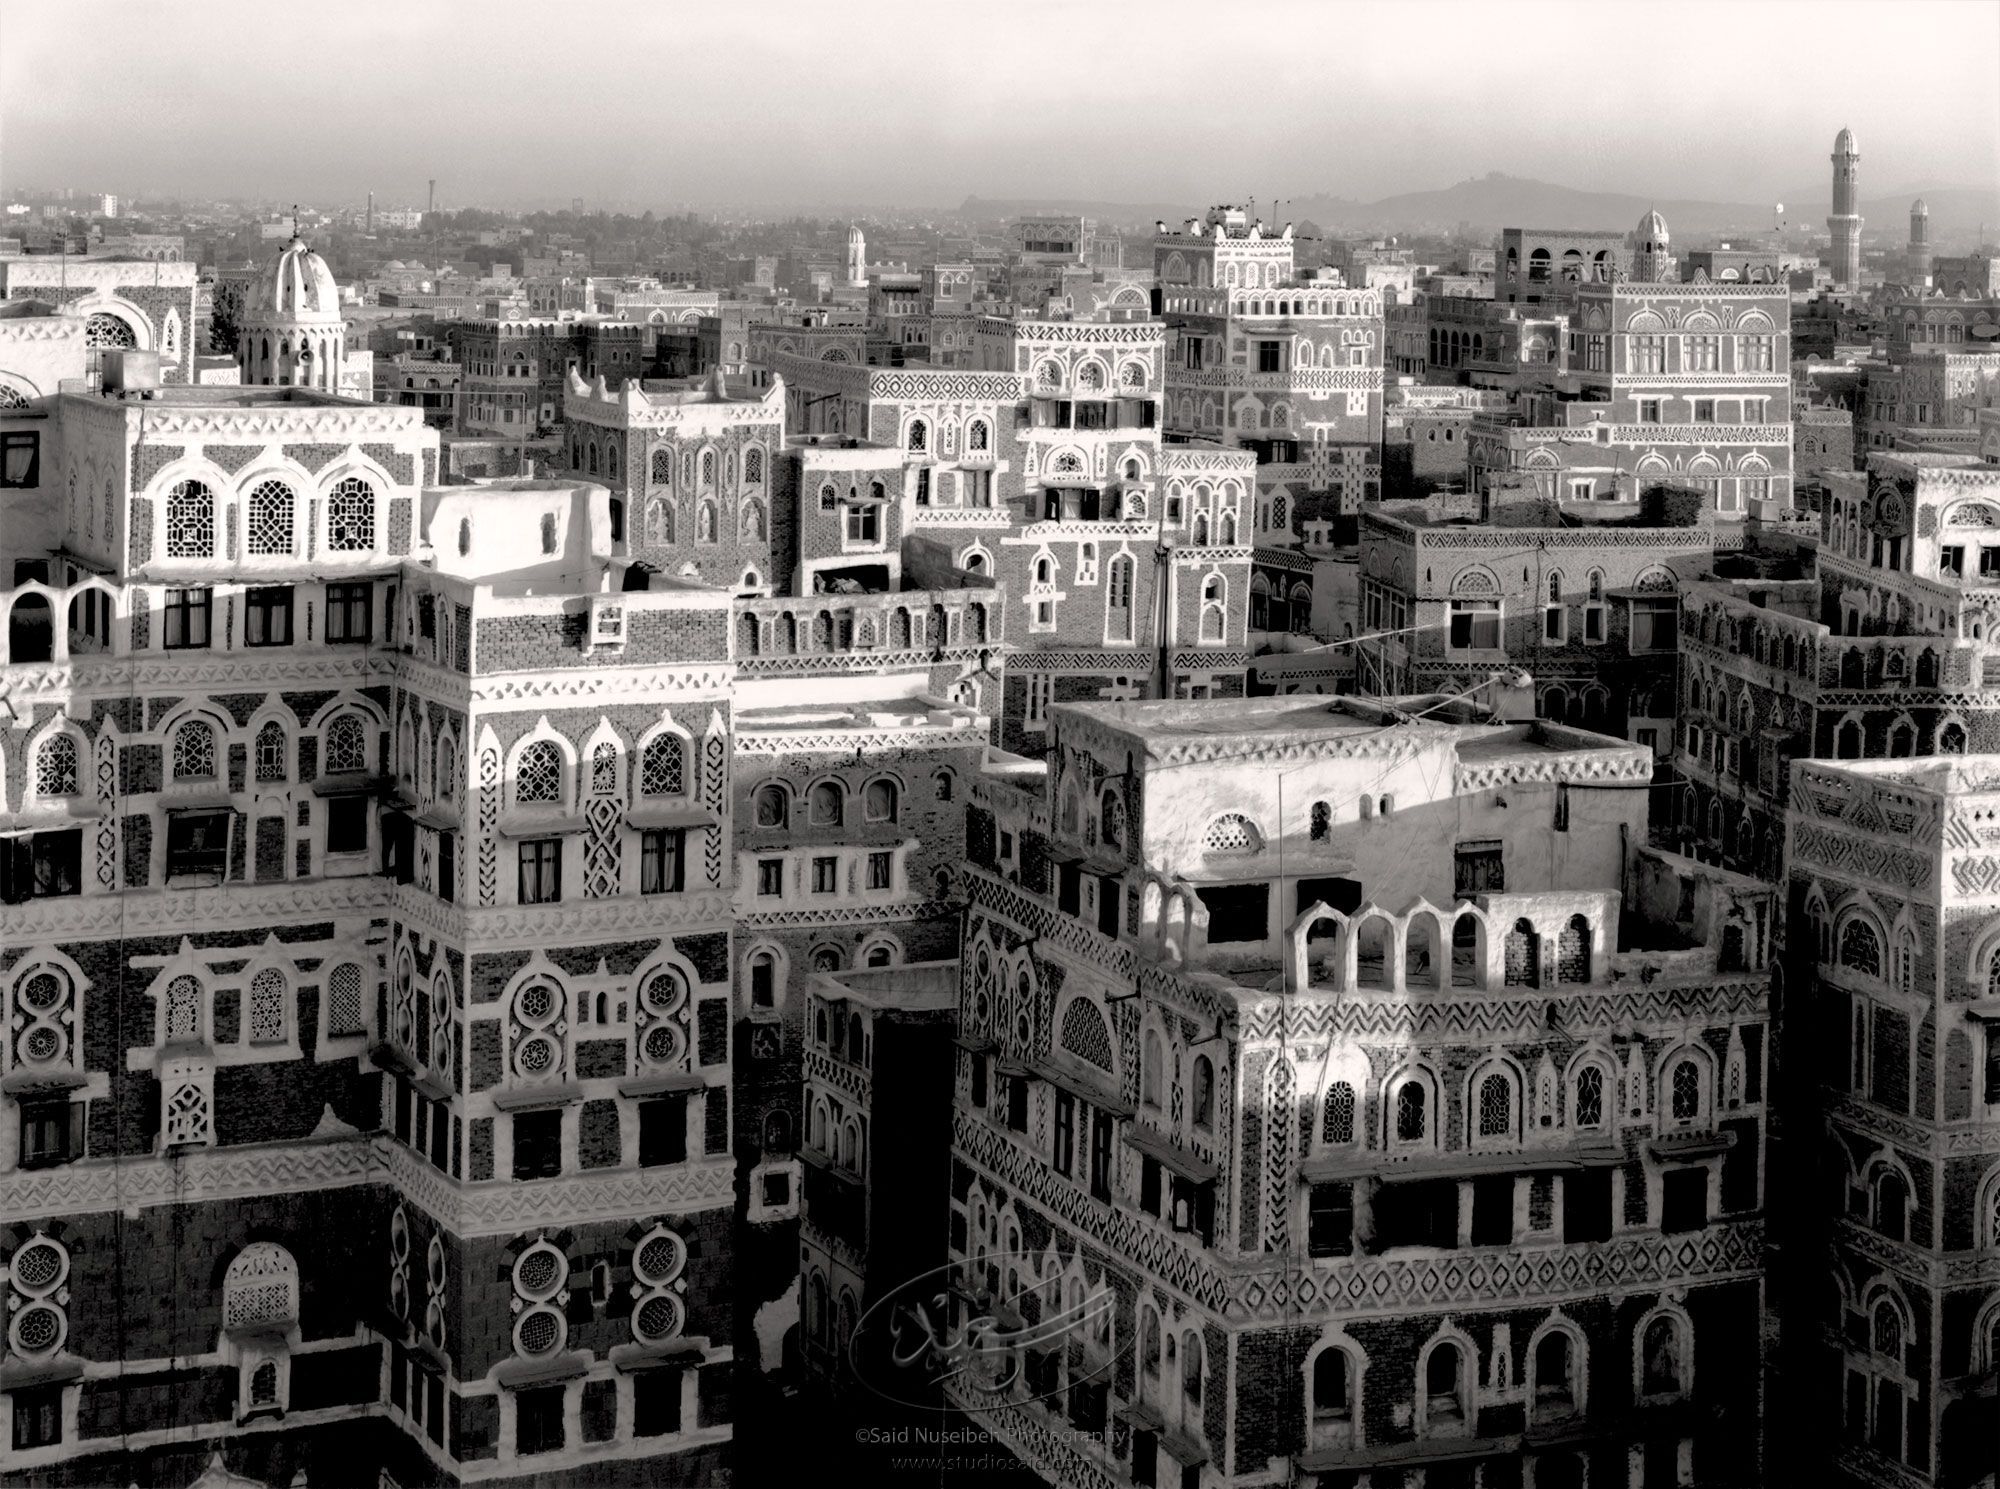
{"left": 236, "top": 231, "right": 348, "bottom": 391}
{"left": 1628, "top": 208, "right": 1675, "bottom": 283}
{"left": 1828, "top": 126, "right": 1863, "bottom": 289}
{"left": 845, "top": 224, "right": 867, "bottom": 288}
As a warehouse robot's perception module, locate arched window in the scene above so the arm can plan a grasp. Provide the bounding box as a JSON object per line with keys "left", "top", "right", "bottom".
{"left": 84, "top": 311, "right": 137, "bottom": 349}
{"left": 810, "top": 781, "right": 844, "bottom": 826}
{"left": 1668, "top": 1057, "right": 1703, "bottom": 1123}
{"left": 1141, "top": 1030, "right": 1162, "bottom": 1108}
{"left": 907, "top": 418, "right": 928, "bottom": 453}
{"left": 223, "top": 1242, "right": 300, "bottom": 1331}
{"left": 864, "top": 778, "right": 898, "bottom": 822}
{"left": 1534, "top": 1331, "right": 1577, "bottom": 1416}
{"left": 1311, "top": 1346, "right": 1353, "bottom": 1425}
{"left": 641, "top": 735, "right": 685, "bottom": 796}
{"left": 745, "top": 447, "right": 764, "bottom": 485}
{"left": 515, "top": 740, "right": 563, "bottom": 804}
{"left": 35, "top": 734, "right": 78, "bottom": 797}
{"left": 1394, "top": 1076, "right": 1429, "bottom": 1143}
{"left": 1572, "top": 1063, "right": 1606, "bottom": 1128}
{"left": 1321, "top": 1082, "right": 1356, "bottom": 1145}
{"left": 1423, "top": 1342, "right": 1464, "bottom": 1426}
{"left": 1840, "top": 918, "right": 1882, "bottom": 977}
{"left": 1476, "top": 1069, "right": 1515, "bottom": 1141}
{"left": 651, "top": 448, "right": 673, "bottom": 485}
{"left": 1191, "top": 1054, "right": 1214, "bottom": 1128}
{"left": 1872, "top": 1166, "right": 1910, "bottom": 1241}
{"left": 247, "top": 967, "right": 289, "bottom": 1045}
{"left": 323, "top": 714, "right": 367, "bottom": 775}
{"left": 254, "top": 721, "right": 288, "bottom": 783}
{"left": 1099, "top": 789, "right": 1126, "bottom": 851}
{"left": 325, "top": 477, "right": 376, "bottom": 552}
{"left": 1640, "top": 1314, "right": 1687, "bottom": 1397}
{"left": 246, "top": 479, "right": 296, "bottom": 556}
{"left": 165, "top": 479, "right": 216, "bottom": 558}
{"left": 754, "top": 783, "right": 790, "bottom": 829}
{"left": 173, "top": 720, "right": 216, "bottom": 780}
{"left": 1059, "top": 999, "right": 1114, "bottom": 1072}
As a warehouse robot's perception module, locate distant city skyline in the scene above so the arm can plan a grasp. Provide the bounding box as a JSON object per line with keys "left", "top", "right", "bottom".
{"left": 5, "top": 0, "right": 1996, "bottom": 213}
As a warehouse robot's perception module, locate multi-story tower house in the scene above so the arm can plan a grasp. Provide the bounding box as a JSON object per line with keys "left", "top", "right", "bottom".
{"left": 561, "top": 368, "right": 787, "bottom": 596}
{"left": 755, "top": 312, "right": 1256, "bottom": 754}
{"left": 1556, "top": 280, "right": 1794, "bottom": 523}
{"left": 945, "top": 695, "right": 1770, "bottom": 1489}
{"left": 0, "top": 278, "right": 739, "bottom": 1480}
{"left": 1355, "top": 494, "right": 1713, "bottom": 759}
{"left": 1829, "top": 128, "right": 1865, "bottom": 291}
{"left": 1907, "top": 199, "right": 1933, "bottom": 288}
{"left": 1154, "top": 209, "right": 1387, "bottom": 538}
{"left": 1497, "top": 228, "right": 1632, "bottom": 303}
{"left": 1670, "top": 455, "right": 2000, "bottom": 871}
{"left": 1780, "top": 756, "right": 2000, "bottom": 1489}
{"left": 795, "top": 956, "right": 958, "bottom": 1394}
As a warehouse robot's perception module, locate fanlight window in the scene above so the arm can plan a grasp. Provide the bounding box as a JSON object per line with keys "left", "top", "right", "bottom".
{"left": 1058, "top": 999, "right": 1114, "bottom": 1072}
{"left": 1203, "top": 813, "right": 1262, "bottom": 854}
{"left": 1321, "top": 1082, "right": 1356, "bottom": 1145}
{"left": 754, "top": 784, "right": 788, "bottom": 828}
{"left": 255, "top": 721, "right": 288, "bottom": 782}
{"left": 223, "top": 1243, "right": 300, "bottom": 1332}
{"left": 1840, "top": 919, "right": 1882, "bottom": 977}
{"left": 84, "top": 312, "right": 137, "bottom": 349}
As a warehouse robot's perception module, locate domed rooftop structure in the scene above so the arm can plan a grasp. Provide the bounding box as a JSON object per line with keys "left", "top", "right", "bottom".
{"left": 236, "top": 234, "right": 349, "bottom": 391}
{"left": 1835, "top": 126, "right": 1856, "bottom": 154}
{"left": 1911, "top": 197, "right": 1929, "bottom": 215}
{"left": 1631, "top": 209, "right": 1670, "bottom": 250}
{"left": 246, "top": 235, "right": 342, "bottom": 325}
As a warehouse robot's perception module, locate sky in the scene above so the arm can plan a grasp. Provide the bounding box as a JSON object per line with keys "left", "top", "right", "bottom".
{"left": 3, "top": 0, "right": 1997, "bottom": 213}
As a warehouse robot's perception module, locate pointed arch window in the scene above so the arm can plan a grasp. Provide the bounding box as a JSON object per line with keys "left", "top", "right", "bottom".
{"left": 515, "top": 741, "right": 563, "bottom": 805}
{"left": 166, "top": 479, "right": 216, "bottom": 558}
{"left": 246, "top": 480, "right": 296, "bottom": 556}
{"left": 173, "top": 720, "right": 216, "bottom": 780}
{"left": 641, "top": 735, "right": 686, "bottom": 797}
{"left": 36, "top": 734, "right": 78, "bottom": 797}
{"left": 325, "top": 477, "right": 376, "bottom": 552}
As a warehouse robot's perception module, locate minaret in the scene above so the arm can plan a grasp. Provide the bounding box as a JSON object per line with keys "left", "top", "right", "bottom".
{"left": 846, "top": 224, "right": 867, "bottom": 288}
{"left": 1828, "top": 126, "right": 1863, "bottom": 290}
{"left": 1908, "top": 197, "right": 1932, "bottom": 286}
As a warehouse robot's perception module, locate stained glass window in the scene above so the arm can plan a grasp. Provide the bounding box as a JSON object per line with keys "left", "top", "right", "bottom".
{"left": 323, "top": 715, "right": 367, "bottom": 775}
{"left": 1478, "top": 1072, "right": 1513, "bottom": 1137}
{"left": 248, "top": 969, "right": 287, "bottom": 1044}
{"left": 1321, "top": 1082, "right": 1355, "bottom": 1145}
{"left": 255, "top": 722, "right": 287, "bottom": 782}
{"left": 165, "top": 974, "right": 203, "bottom": 1042}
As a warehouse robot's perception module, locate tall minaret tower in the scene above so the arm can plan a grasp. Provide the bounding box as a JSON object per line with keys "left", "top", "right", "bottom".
{"left": 1908, "top": 197, "right": 1932, "bottom": 286}
{"left": 846, "top": 224, "right": 867, "bottom": 287}
{"left": 1828, "top": 126, "right": 1863, "bottom": 289}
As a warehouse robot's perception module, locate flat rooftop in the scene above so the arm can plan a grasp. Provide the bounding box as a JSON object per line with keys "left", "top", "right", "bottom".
{"left": 734, "top": 697, "right": 986, "bottom": 734}
{"left": 63, "top": 384, "right": 374, "bottom": 409}
{"left": 1057, "top": 696, "right": 1639, "bottom": 763}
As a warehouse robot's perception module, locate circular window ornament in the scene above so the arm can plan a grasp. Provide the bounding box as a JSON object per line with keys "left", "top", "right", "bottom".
{"left": 632, "top": 1228, "right": 686, "bottom": 1288}
{"left": 12, "top": 1236, "right": 69, "bottom": 1297}
{"left": 20, "top": 1025, "right": 63, "bottom": 1064}
{"left": 514, "top": 1304, "right": 565, "bottom": 1357}
{"left": 389, "top": 1206, "right": 410, "bottom": 1262}
{"left": 9, "top": 1301, "right": 66, "bottom": 1357}
{"left": 514, "top": 1032, "right": 560, "bottom": 1077}
{"left": 513, "top": 1241, "right": 568, "bottom": 1303}
{"left": 641, "top": 1021, "right": 685, "bottom": 1068}
{"left": 427, "top": 1237, "right": 446, "bottom": 1290}
{"left": 516, "top": 981, "right": 561, "bottom": 1027}
{"left": 632, "top": 1290, "right": 685, "bottom": 1346}
{"left": 388, "top": 1270, "right": 409, "bottom": 1322}
{"left": 22, "top": 972, "right": 65, "bottom": 1011}
{"left": 641, "top": 971, "right": 687, "bottom": 1017}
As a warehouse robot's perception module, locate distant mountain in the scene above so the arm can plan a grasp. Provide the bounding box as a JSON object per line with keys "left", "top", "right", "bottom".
{"left": 958, "top": 171, "right": 2000, "bottom": 247}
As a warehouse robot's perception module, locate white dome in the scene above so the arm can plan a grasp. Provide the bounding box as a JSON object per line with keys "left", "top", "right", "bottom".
{"left": 1632, "top": 210, "right": 1670, "bottom": 249}
{"left": 245, "top": 235, "right": 342, "bottom": 325}
{"left": 1835, "top": 126, "right": 1856, "bottom": 154}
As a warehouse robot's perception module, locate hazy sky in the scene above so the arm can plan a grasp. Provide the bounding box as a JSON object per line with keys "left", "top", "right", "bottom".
{"left": 4, "top": 0, "right": 1997, "bottom": 211}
